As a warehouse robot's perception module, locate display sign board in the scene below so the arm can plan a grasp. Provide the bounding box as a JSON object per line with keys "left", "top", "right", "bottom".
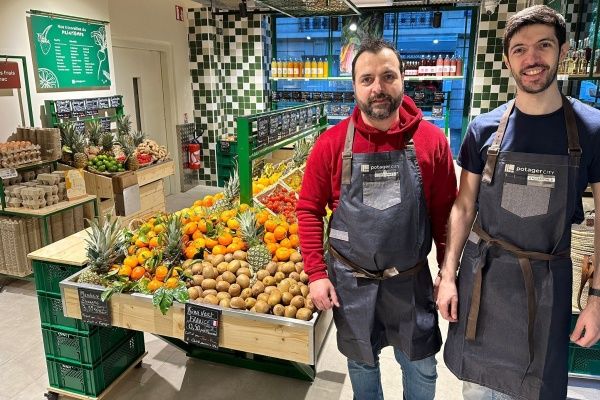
{"left": 0, "top": 61, "right": 21, "bottom": 89}
{"left": 65, "top": 169, "right": 87, "bottom": 200}
{"left": 29, "top": 14, "right": 111, "bottom": 90}
{"left": 0, "top": 168, "right": 18, "bottom": 179}
{"left": 184, "top": 302, "right": 221, "bottom": 350}
{"left": 78, "top": 287, "right": 111, "bottom": 327}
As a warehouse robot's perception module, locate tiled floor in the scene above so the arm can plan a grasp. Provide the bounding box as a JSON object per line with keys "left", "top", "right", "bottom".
{"left": 0, "top": 180, "right": 598, "bottom": 400}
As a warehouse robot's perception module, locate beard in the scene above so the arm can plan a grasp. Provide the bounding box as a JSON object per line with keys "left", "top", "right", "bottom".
{"left": 356, "top": 92, "right": 403, "bottom": 120}
{"left": 511, "top": 58, "right": 558, "bottom": 95}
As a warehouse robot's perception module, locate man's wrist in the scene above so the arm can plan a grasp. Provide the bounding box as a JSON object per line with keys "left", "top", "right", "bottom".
{"left": 438, "top": 266, "right": 457, "bottom": 281}
{"left": 589, "top": 286, "right": 600, "bottom": 298}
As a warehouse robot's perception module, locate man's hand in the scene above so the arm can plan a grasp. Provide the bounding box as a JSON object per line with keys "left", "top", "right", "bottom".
{"left": 435, "top": 272, "right": 458, "bottom": 322}
{"left": 309, "top": 279, "right": 340, "bottom": 310}
{"left": 571, "top": 298, "right": 600, "bottom": 347}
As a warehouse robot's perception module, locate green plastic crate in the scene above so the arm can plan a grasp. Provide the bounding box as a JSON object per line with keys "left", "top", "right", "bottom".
{"left": 217, "top": 154, "right": 237, "bottom": 167}
{"left": 46, "top": 331, "right": 145, "bottom": 397}
{"left": 33, "top": 261, "right": 82, "bottom": 296}
{"left": 38, "top": 292, "right": 95, "bottom": 334}
{"left": 42, "top": 326, "right": 133, "bottom": 365}
{"left": 568, "top": 313, "right": 600, "bottom": 376}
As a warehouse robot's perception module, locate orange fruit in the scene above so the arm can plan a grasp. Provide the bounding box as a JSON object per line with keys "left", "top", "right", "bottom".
{"left": 266, "top": 242, "right": 278, "bottom": 255}
{"left": 147, "top": 279, "right": 163, "bottom": 292}
{"left": 135, "top": 238, "right": 148, "bottom": 248}
{"left": 185, "top": 246, "right": 199, "bottom": 259}
{"left": 155, "top": 265, "right": 169, "bottom": 282}
{"left": 264, "top": 232, "right": 276, "bottom": 244}
{"left": 183, "top": 222, "right": 198, "bottom": 235}
{"left": 288, "top": 223, "right": 299, "bottom": 235}
{"left": 205, "top": 237, "right": 218, "bottom": 249}
{"left": 256, "top": 211, "right": 269, "bottom": 225}
{"left": 192, "top": 238, "right": 206, "bottom": 249}
{"left": 289, "top": 234, "right": 300, "bottom": 248}
{"left": 273, "top": 226, "right": 287, "bottom": 241}
{"left": 226, "top": 243, "right": 240, "bottom": 253}
{"left": 279, "top": 238, "right": 292, "bottom": 249}
{"left": 197, "top": 220, "right": 208, "bottom": 233}
{"left": 193, "top": 199, "right": 203, "bottom": 207}
{"left": 131, "top": 266, "right": 146, "bottom": 281}
{"left": 127, "top": 245, "right": 136, "bottom": 255}
{"left": 146, "top": 231, "right": 156, "bottom": 239}
{"left": 218, "top": 232, "right": 233, "bottom": 246}
{"left": 275, "top": 247, "right": 290, "bottom": 261}
{"left": 203, "top": 195, "right": 215, "bottom": 207}
{"left": 137, "top": 250, "right": 152, "bottom": 265}
{"left": 226, "top": 218, "right": 240, "bottom": 230}
{"left": 149, "top": 236, "right": 160, "bottom": 249}
{"left": 239, "top": 203, "right": 250, "bottom": 212}
{"left": 264, "top": 220, "right": 277, "bottom": 232}
{"left": 153, "top": 224, "right": 165, "bottom": 234}
{"left": 165, "top": 277, "right": 179, "bottom": 289}
{"left": 118, "top": 264, "right": 132, "bottom": 277}
{"left": 212, "top": 244, "right": 227, "bottom": 255}
{"left": 123, "top": 255, "right": 139, "bottom": 269}
{"left": 278, "top": 220, "right": 290, "bottom": 230}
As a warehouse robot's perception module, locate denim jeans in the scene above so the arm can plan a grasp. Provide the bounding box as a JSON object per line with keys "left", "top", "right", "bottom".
{"left": 463, "top": 382, "right": 516, "bottom": 400}
{"left": 347, "top": 347, "right": 437, "bottom": 400}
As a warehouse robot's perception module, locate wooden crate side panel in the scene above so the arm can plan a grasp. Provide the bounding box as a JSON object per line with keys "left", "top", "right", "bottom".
{"left": 136, "top": 161, "right": 174, "bottom": 186}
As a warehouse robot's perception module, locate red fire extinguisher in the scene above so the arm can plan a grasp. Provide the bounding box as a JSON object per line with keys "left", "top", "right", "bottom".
{"left": 188, "top": 136, "right": 201, "bottom": 170}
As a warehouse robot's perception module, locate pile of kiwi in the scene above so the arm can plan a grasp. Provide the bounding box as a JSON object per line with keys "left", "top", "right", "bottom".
{"left": 183, "top": 250, "right": 314, "bottom": 321}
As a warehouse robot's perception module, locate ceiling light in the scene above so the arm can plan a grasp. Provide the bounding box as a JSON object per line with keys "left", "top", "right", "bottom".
{"left": 349, "top": 23, "right": 357, "bottom": 31}
{"left": 306, "top": 36, "right": 311, "bottom": 40}
{"left": 433, "top": 39, "right": 439, "bottom": 44}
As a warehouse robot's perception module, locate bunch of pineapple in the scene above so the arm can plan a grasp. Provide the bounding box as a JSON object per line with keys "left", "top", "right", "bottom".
{"left": 237, "top": 210, "right": 271, "bottom": 283}
{"left": 78, "top": 215, "right": 124, "bottom": 285}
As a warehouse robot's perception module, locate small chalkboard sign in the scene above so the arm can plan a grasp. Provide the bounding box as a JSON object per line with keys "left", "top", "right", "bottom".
{"left": 98, "top": 97, "right": 111, "bottom": 109}
{"left": 78, "top": 287, "right": 111, "bottom": 327}
{"left": 220, "top": 140, "right": 231, "bottom": 153}
{"left": 71, "top": 99, "right": 86, "bottom": 113}
{"left": 184, "top": 302, "right": 221, "bottom": 350}
{"left": 110, "top": 96, "right": 121, "bottom": 108}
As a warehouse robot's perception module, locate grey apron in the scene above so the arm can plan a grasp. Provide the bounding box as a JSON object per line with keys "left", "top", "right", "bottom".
{"left": 444, "top": 96, "right": 580, "bottom": 400}
{"left": 328, "top": 120, "right": 441, "bottom": 366}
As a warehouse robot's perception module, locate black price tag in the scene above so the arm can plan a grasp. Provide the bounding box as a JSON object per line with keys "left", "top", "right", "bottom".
{"left": 85, "top": 98, "right": 99, "bottom": 112}
{"left": 55, "top": 100, "right": 72, "bottom": 114}
{"left": 220, "top": 140, "right": 231, "bottom": 153}
{"left": 184, "top": 302, "right": 221, "bottom": 350}
{"left": 78, "top": 287, "right": 111, "bottom": 327}
{"left": 100, "top": 117, "right": 111, "bottom": 132}
{"left": 433, "top": 92, "right": 445, "bottom": 103}
{"left": 98, "top": 97, "right": 111, "bottom": 109}
{"left": 431, "top": 105, "right": 444, "bottom": 118}
{"left": 110, "top": 96, "right": 121, "bottom": 108}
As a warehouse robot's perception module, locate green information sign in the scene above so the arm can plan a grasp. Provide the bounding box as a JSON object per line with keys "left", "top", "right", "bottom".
{"left": 30, "top": 14, "right": 110, "bottom": 90}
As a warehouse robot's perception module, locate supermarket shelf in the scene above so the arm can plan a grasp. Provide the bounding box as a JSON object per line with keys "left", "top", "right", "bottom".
{"left": 558, "top": 74, "right": 600, "bottom": 81}
{"left": 423, "top": 116, "right": 445, "bottom": 121}
{"left": 2, "top": 159, "right": 59, "bottom": 172}
{"left": 1, "top": 194, "right": 96, "bottom": 217}
{"left": 271, "top": 76, "right": 464, "bottom": 82}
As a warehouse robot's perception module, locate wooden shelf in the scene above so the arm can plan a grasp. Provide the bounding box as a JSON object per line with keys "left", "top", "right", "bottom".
{"left": 1, "top": 194, "right": 96, "bottom": 217}
{"left": 28, "top": 227, "right": 91, "bottom": 266}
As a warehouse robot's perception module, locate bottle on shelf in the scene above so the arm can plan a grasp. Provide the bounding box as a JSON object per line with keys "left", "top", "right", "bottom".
{"left": 323, "top": 58, "right": 329, "bottom": 77}
{"left": 276, "top": 58, "right": 283, "bottom": 78}
{"left": 304, "top": 58, "right": 311, "bottom": 78}
{"left": 287, "top": 59, "right": 294, "bottom": 78}
{"left": 455, "top": 55, "right": 463, "bottom": 77}
{"left": 418, "top": 54, "right": 426, "bottom": 76}
{"left": 297, "top": 59, "right": 304, "bottom": 77}
{"left": 271, "top": 58, "right": 278, "bottom": 78}
{"left": 293, "top": 58, "right": 300, "bottom": 77}
{"left": 317, "top": 58, "right": 324, "bottom": 77}
{"left": 436, "top": 54, "right": 444, "bottom": 76}
{"left": 450, "top": 55, "right": 457, "bottom": 76}
{"left": 311, "top": 58, "right": 318, "bottom": 78}
{"left": 443, "top": 54, "right": 451, "bottom": 76}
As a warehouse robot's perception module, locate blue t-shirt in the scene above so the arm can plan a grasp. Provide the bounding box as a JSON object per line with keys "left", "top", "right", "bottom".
{"left": 458, "top": 98, "right": 600, "bottom": 224}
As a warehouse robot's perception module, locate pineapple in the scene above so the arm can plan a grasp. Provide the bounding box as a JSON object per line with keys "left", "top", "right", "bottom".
{"left": 292, "top": 138, "right": 312, "bottom": 168}
{"left": 117, "top": 135, "right": 139, "bottom": 171}
{"left": 59, "top": 121, "right": 77, "bottom": 164}
{"left": 99, "top": 132, "right": 114, "bottom": 156}
{"left": 116, "top": 114, "right": 132, "bottom": 138}
{"left": 86, "top": 119, "right": 103, "bottom": 147}
{"left": 78, "top": 215, "right": 122, "bottom": 283}
{"left": 237, "top": 211, "right": 271, "bottom": 279}
{"left": 72, "top": 134, "right": 88, "bottom": 169}
{"left": 77, "top": 269, "right": 103, "bottom": 285}
{"left": 210, "top": 168, "right": 239, "bottom": 215}
{"left": 161, "top": 214, "right": 184, "bottom": 266}
{"left": 131, "top": 130, "right": 146, "bottom": 147}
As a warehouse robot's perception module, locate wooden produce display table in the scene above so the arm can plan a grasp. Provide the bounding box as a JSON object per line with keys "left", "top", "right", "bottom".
{"left": 31, "top": 230, "right": 332, "bottom": 380}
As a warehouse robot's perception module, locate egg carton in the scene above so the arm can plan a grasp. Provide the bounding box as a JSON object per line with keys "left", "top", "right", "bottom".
{"left": 51, "top": 171, "right": 66, "bottom": 182}
{"left": 6, "top": 197, "right": 22, "bottom": 207}
{"left": 37, "top": 184, "right": 59, "bottom": 197}
{"left": 57, "top": 188, "right": 67, "bottom": 201}
{"left": 46, "top": 195, "right": 59, "bottom": 206}
{"left": 0, "top": 217, "right": 30, "bottom": 275}
{"left": 20, "top": 187, "right": 45, "bottom": 201}
{"left": 21, "top": 181, "right": 38, "bottom": 187}
{"left": 22, "top": 198, "right": 47, "bottom": 209}
{"left": 2, "top": 174, "right": 23, "bottom": 186}
{"left": 25, "top": 218, "right": 42, "bottom": 254}
{"left": 37, "top": 173, "right": 61, "bottom": 186}
{"left": 21, "top": 171, "right": 36, "bottom": 182}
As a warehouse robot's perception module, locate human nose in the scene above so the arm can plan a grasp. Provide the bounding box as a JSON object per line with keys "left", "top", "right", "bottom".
{"left": 371, "top": 78, "right": 383, "bottom": 94}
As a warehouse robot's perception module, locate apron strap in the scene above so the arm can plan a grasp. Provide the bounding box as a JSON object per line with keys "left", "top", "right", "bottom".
{"left": 482, "top": 100, "right": 515, "bottom": 185}
{"left": 329, "top": 245, "right": 426, "bottom": 280}
{"left": 465, "top": 222, "right": 568, "bottom": 365}
{"left": 562, "top": 96, "right": 582, "bottom": 167}
{"left": 341, "top": 120, "right": 355, "bottom": 185}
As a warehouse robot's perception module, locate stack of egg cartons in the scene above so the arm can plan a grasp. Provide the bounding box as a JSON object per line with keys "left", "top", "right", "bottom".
{"left": 0, "top": 141, "right": 41, "bottom": 167}
{"left": 20, "top": 187, "right": 46, "bottom": 209}
{"left": 0, "top": 216, "right": 31, "bottom": 276}
{"left": 37, "top": 173, "right": 61, "bottom": 207}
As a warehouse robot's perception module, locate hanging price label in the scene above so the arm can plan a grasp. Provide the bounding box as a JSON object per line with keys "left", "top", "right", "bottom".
{"left": 0, "top": 168, "right": 18, "bottom": 179}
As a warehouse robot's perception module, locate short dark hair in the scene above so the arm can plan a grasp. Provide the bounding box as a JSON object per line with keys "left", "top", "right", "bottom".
{"left": 351, "top": 37, "right": 403, "bottom": 82}
{"left": 503, "top": 5, "right": 567, "bottom": 57}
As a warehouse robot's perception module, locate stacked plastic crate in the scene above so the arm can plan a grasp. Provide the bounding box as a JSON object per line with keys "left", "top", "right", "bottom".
{"left": 34, "top": 260, "right": 145, "bottom": 397}
{"left": 217, "top": 139, "right": 237, "bottom": 187}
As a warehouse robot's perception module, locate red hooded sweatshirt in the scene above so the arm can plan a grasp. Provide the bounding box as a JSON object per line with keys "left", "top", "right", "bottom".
{"left": 296, "top": 96, "right": 457, "bottom": 283}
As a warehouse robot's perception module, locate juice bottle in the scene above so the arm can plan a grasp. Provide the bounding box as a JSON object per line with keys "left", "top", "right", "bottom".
{"left": 455, "top": 55, "right": 463, "bottom": 77}
{"left": 294, "top": 59, "right": 300, "bottom": 77}
{"left": 271, "top": 58, "right": 278, "bottom": 77}
{"left": 323, "top": 58, "right": 329, "bottom": 77}
{"left": 304, "top": 58, "right": 311, "bottom": 78}
{"left": 287, "top": 59, "right": 294, "bottom": 78}
{"left": 311, "top": 58, "right": 318, "bottom": 78}
{"left": 436, "top": 54, "right": 444, "bottom": 76}
{"left": 450, "top": 55, "right": 457, "bottom": 76}
{"left": 317, "top": 58, "right": 324, "bottom": 77}
{"left": 276, "top": 58, "right": 283, "bottom": 78}
{"left": 443, "top": 55, "right": 451, "bottom": 76}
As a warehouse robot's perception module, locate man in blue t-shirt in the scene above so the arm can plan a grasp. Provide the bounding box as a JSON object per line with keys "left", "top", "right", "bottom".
{"left": 436, "top": 5, "right": 600, "bottom": 400}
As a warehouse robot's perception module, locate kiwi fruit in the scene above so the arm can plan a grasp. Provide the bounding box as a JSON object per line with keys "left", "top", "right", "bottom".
{"left": 295, "top": 262, "right": 304, "bottom": 273}
{"left": 194, "top": 297, "right": 205, "bottom": 304}
{"left": 296, "top": 307, "right": 313, "bottom": 321}
{"left": 288, "top": 284, "right": 301, "bottom": 296}
{"left": 233, "top": 250, "right": 247, "bottom": 260}
{"left": 204, "top": 294, "right": 219, "bottom": 305}
{"left": 221, "top": 271, "right": 236, "bottom": 284}
{"left": 300, "top": 285, "right": 309, "bottom": 298}
{"left": 262, "top": 276, "right": 276, "bottom": 286}
{"left": 215, "top": 275, "right": 223, "bottom": 283}
{"left": 284, "top": 305, "right": 297, "bottom": 318}
{"left": 216, "top": 280, "right": 230, "bottom": 292}
{"left": 290, "top": 295, "right": 305, "bottom": 309}
{"left": 266, "top": 262, "right": 278, "bottom": 275}
{"left": 304, "top": 297, "right": 315, "bottom": 312}
{"left": 236, "top": 274, "right": 250, "bottom": 289}
{"left": 281, "top": 291, "right": 293, "bottom": 306}
{"left": 274, "top": 271, "right": 286, "bottom": 283}
{"left": 290, "top": 252, "right": 302, "bottom": 263}
{"left": 263, "top": 286, "right": 276, "bottom": 295}
{"left": 282, "top": 262, "right": 296, "bottom": 275}
{"left": 192, "top": 263, "right": 203, "bottom": 275}
{"left": 251, "top": 281, "right": 265, "bottom": 297}
{"left": 240, "top": 261, "right": 250, "bottom": 269}
{"left": 254, "top": 300, "right": 270, "bottom": 314}
{"left": 285, "top": 277, "right": 298, "bottom": 286}
{"left": 224, "top": 253, "right": 234, "bottom": 263}
{"left": 230, "top": 296, "right": 245, "bottom": 309}
{"left": 268, "top": 291, "right": 282, "bottom": 306}
{"left": 257, "top": 293, "right": 270, "bottom": 303}
{"left": 273, "top": 304, "right": 285, "bottom": 316}
{"left": 300, "top": 271, "right": 309, "bottom": 284}
{"left": 211, "top": 254, "right": 225, "bottom": 266}
{"left": 217, "top": 261, "right": 229, "bottom": 274}
{"left": 202, "top": 289, "right": 217, "bottom": 297}
{"left": 192, "top": 275, "right": 204, "bottom": 287}
{"left": 188, "top": 286, "right": 200, "bottom": 300}
{"left": 288, "top": 271, "right": 300, "bottom": 282}
{"left": 256, "top": 269, "right": 270, "bottom": 281}
{"left": 204, "top": 254, "right": 214, "bottom": 264}
{"left": 240, "top": 287, "right": 252, "bottom": 299}
{"left": 245, "top": 297, "right": 257, "bottom": 309}
{"left": 201, "top": 279, "right": 217, "bottom": 290}
{"left": 228, "top": 283, "right": 242, "bottom": 297}
{"left": 216, "top": 291, "right": 231, "bottom": 301}
{"left": 277, "top": 280, "right": 291, "bottom": 293}
{"left": 237, "top": 267, "right": 251, "bottom": 277}
{"left": 202, "top": 265, "right": 216, "bottom": 279}
{"left": 227, "top": 260, "right": 241, "bottom": 274}
{"left": 219, "top": 298, "right": 231, "bottom": 308}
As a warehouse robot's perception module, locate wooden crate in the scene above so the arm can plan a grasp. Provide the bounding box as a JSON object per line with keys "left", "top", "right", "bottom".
{"left": 60, "top": 268, "right": 332, "bottom": 365}
{"left": 119, "top": 180, "right": 166, "bottom": 228}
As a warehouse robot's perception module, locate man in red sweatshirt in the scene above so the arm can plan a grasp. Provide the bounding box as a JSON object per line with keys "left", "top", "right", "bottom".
{"left": 296, "top": 38, "right": 456, "bottom": 400}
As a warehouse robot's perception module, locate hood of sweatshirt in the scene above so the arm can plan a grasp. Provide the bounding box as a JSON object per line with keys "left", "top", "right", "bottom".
{"left": 352, "top": 95, "right": 423, "bottom": 142}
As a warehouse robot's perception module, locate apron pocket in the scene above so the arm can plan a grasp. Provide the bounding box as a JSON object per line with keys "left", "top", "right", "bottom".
{"left": 362, "top": 180, "right": 401, "bottom": 210}
{"left": 501, "top": 182, "right": 550, "bottom": 218}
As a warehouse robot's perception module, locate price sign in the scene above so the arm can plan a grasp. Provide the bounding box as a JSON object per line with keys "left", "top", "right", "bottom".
{"left": 0, "top": 168, "right": 18, "bottom": 180}
{"left": 184, "top": 303, "right": 221, "bottom": 350}
{"left": 78, "top": 287, "right": 111, "bottom": 327}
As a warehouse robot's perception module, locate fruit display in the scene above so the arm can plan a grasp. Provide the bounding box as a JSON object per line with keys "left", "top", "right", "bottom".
{"left": 87, "top": 154, "right": 125, "bottom": 173}
{"left": 256, "top": 184, "right": 298, "bottom": 223}
{"left": 282, "top": 168, "right": 303, "bottom": 192}
{"left": 0, "top": 141, "right": 42, "bottom": 168}
{"left": 136, "top": 139, "right": 169, "bottom": 164}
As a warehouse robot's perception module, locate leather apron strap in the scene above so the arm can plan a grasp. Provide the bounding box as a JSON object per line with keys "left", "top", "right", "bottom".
{"left": 481, "top": 95, "right": 582, "bottom": 185}
{"left": 466, "top": 223, "right": 569, "bottom": 364}
{"left": 341, "top": 120, "right": 355, "bottom": 185}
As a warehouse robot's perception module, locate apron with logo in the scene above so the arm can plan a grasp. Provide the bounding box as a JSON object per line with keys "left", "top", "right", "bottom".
{"left": 328, "top": 120, "right": 441, "bottom": 366}
{"left": 444, "top": 96, "right": 580, "bottom": 399}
